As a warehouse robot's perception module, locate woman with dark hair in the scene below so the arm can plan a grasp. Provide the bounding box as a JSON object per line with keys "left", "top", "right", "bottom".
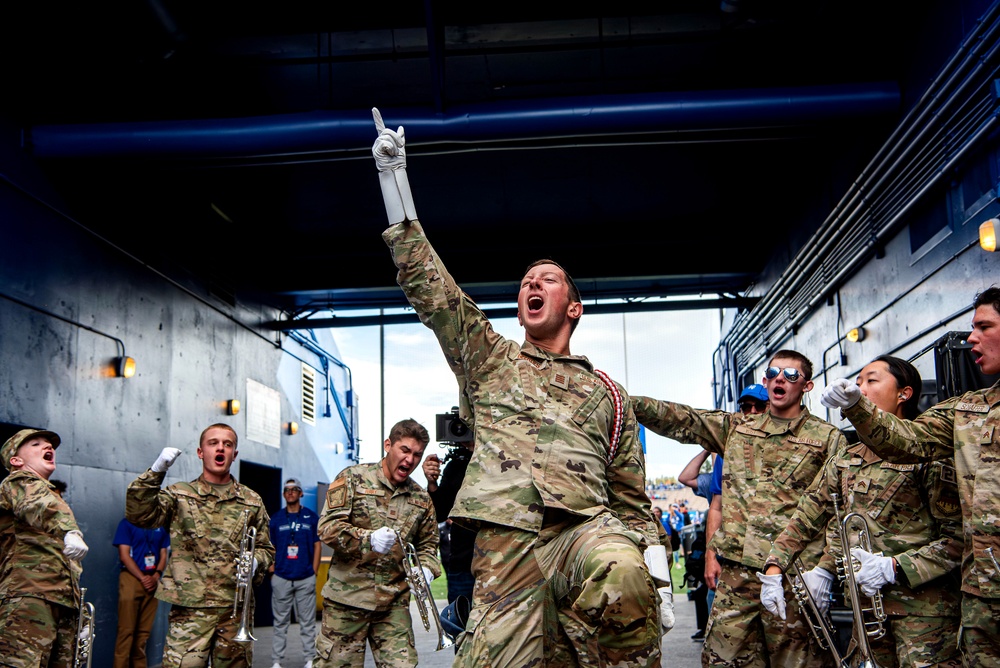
{"left": 763, "top": 355, "right": 964, "bottom": 668}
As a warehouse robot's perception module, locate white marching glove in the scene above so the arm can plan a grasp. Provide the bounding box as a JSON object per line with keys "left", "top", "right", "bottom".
{"left": 252, "top": 557, "right": 259, "bottom": 577}
{"left": 852, "top": 547, "right": 895, "bottom": 597}
{"left": 643, "top": 544, "right": 671, "bottom": 584}
{"left": 422, "top": 566, "right": 435, "bottom": 584}
{"left": 372, "top": 107, "right": 417, "bottom": 224}
{"left": 370, "top": 526, "right": 398, "bottom": 554}
{"left": 757, "top": 572, "right": 786, "bottom": 620}
{"left": 151, "top": 447, "right": 183, "bottom": 473}
{"left": 63, "top": 530, "right": 89, "bottom": 561}
{"left": 820, "top": 378, "right": 862, "bottom": 411}
{"left": 78, "top": 624, "right": 91, "bottom": 643}
{"left": 799, "top": 567, "right": 835, "bottom": 616}
{"left": 657, "top": 585, "right": 675, "bottom": 635}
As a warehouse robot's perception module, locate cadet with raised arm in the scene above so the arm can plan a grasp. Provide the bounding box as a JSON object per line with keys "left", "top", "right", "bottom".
{"left": 820, "top": 286, "right": 1000, "bottom": 666}
{"left": 314, "top": 418, "right": 439, "bottom": 668}
{"left": 763, "top": 355, "right": 963, "bottom": 668}
{"left": 126, "top": 423, "right": 275, "bottom": 668}
{"left": 633, "top": 350, "right": 844, "bottom": 668}
{"left": 372, "top": 108, "right": 667, "bottom": 668}
{"left": 0, "top": 428, "right": 89, "bottom": 667}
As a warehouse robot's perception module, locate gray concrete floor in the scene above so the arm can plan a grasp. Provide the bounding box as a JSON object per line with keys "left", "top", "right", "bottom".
{"left": 252, "top": 588, "right": 704, "bottom": 668}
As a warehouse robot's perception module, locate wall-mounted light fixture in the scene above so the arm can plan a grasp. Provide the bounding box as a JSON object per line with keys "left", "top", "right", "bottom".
{"left": 116, "top": 356, "right": 137, "bottom": 378}
{"left": 846, "top": 327, "right": 866, "bottom": 343}
{"left": 981, "top": 218, "right": 998, "bottom": 252}
{"left": 226, "top": 399, "right": 241, "bottom": 415}
{"left": 288, "top": 421, "right": 298, "bottom": 435}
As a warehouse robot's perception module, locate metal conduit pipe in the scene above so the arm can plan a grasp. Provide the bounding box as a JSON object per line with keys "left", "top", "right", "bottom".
{"left": 735, "top": 110, "right": 1000, "bottom": 377}
{"left": 724, "top": 1, "right": 1000, "bottom": 342}
{"left": 26, "top": 83, "right": 899, "bottom": 160}
{"left": 722, "top": 3, "right": 1000, "bottom": 365}
{"left": 777, "top": 2, "right": 1000, "bottom": 296}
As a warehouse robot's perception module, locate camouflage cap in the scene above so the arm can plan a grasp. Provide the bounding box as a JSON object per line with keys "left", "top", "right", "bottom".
{"left": 2, "top": 429, "right": 61, "bottom": 471}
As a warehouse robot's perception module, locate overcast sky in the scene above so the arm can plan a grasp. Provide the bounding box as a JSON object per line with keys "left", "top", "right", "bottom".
{"left": 332, "top": 306, "right": 721, "bottom": 487}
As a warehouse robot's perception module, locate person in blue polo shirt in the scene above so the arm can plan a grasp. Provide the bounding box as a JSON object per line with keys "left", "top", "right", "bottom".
{"left": 112, "top": 516, "right": 170, "bottom": 668}
{"left": 268, "top": 478, "right": 321, "bottom": 668}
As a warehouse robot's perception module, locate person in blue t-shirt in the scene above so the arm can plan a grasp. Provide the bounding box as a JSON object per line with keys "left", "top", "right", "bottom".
{"left": 268, "top": 478, "right": 321, "bottom": 668}
{"left": 112, "top": 517, "right": 170, "bottom": 668}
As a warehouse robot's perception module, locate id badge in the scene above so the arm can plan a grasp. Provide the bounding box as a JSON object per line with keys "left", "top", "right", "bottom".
{"left": 144, "top": 554, "right": 156, "bottom": 570}
{"left": 287, "top": 544, "right": 299, "bottom": 560}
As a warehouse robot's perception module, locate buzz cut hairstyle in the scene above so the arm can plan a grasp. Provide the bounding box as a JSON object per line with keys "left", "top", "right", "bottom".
{"left": 768, "top": 349, "right": 815, "bottom": 382}
{"left": 388, "top": 418, "right": 430, "bottom": 449}
{"left": 974, "top": 285, "right": 1000, "bottom": 315}
{"left": 199, "top": 423, "right": 238, "bottom": 448}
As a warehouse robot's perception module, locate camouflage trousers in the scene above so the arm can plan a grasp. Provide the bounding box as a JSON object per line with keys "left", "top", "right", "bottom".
{"left": 959, "top": 594, "right": 1000, "bottom": 667}
{"left": 314, "top": 598, "right": 414, "bottom": 668}
{"left": 454, "top": 513, "right": 661, "bottom": 668}
{"left": 162, "top": 604, "right": 253, "bottom": 668}
{"left": 0, "top": 596, "right": 78, "bottom": 668}
{"left": 702, "top": 561, "right": 835, "bottom": 668}
{"left": 852, "top": 613, "right": 961, "bottom": 668}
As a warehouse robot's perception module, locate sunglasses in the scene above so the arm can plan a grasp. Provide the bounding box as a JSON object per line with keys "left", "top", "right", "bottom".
{"left": 764, "top": 366, "right": 804, "bottom": 383}
{"left": 739, "top": 400, "right": 767, "bottom": 412}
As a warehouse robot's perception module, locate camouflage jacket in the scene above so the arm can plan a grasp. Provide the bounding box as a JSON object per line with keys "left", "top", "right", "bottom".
{"left": 383, "top": 220, "right": 659, "bottom": 547}
{"left": 632, "top": 398, "right": 845, "bottom": 569}
{"left": 767, "top": 440, "right": 962, "bottom": 616}
{"left": 0, "top": 470, "right": 82, "bottom": 608}
{"left": 126, "top": 469, "right": 275, "bottom": 608}
{"left": 845, "top": 382, "right": 1000, "bottom": 598}
{"left": 319, "top": 462, "right": 440, "bottom": 612}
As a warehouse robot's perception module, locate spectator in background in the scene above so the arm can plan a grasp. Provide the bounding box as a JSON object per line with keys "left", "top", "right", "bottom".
{"left": 667, "top": 504, "right": 685, "bottom": 569}
{"left": 50, "top": 479, "right": 67, "bottom": 499}
{"left": 268, "top": 478, "right": 320, "bottom": 668}
{"left": 113, "top": 517, "right": 169, "bottom": 668}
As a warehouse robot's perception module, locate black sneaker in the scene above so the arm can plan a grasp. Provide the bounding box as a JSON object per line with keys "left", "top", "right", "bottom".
{"left": 691, "top": 630, "right": 705, "bottom": 641}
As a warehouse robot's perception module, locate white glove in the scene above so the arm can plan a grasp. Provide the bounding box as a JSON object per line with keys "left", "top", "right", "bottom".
{"left": 657, "top": 585, "right": 675, "bottom": 635}
{"left": 422, "top": 566, "right": 435, "bottom": 584}
{"left": 643, "top": 544, "right": 671, "bottom": 584}
{"left": 799, "top": 567, "right": 835, "bottom": 616}
{"left": 151, "top": 447, "right": 183, "bottom": 473}
{"left": 252, "top": 557, "right": 259, "bottom": 577}
{"left": 757, "top": 572, "right": 786, "bottom": 620}
{"left": 852, "top": 547, "right": 895, "bottom": 597}
{"left": 63, "top": 530, "right": 89, "bottom": 561}
{"left": 372, "top": 107, "right": 417, "bottom": 224}
{"left": 820, "top": 378, "right": 862, "bottom": 410}
{"left": 370, "top": 526, "right": 398, "bottom": 554}
{"left": 78, "top": 624, "right": 91, "bottom": 643}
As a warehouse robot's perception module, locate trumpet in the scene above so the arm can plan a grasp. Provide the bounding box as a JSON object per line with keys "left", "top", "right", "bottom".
{"left": 787, "top": 560, "right": 846, "bottom": 667}
{"left": 74, "top": 586, "right": 95, "bottom": 668}
{"left": 832, "top": 493, "right": 886, "bottom": 668}
{"left": 232, "top": 509, "right": 257, "bottom": 644}
{"left": 396, "top": 531, "right": 455, "bottom": 651}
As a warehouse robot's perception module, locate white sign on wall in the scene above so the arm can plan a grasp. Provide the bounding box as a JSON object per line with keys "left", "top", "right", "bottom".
{"left": 246, "top": 378, "right": 281, "bottom": 448}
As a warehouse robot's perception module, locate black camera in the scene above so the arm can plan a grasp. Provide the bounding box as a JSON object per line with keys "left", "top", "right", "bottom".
{"left": 436, "top": 407, "right": 473, "bottom": 444}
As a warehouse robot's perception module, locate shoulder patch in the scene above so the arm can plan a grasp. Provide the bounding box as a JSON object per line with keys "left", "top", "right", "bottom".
{"left": 326, "top": 479, "right": 347, "bottom": 509}
{"left": 938, "top": 463, "right": 958, "bottom": 484}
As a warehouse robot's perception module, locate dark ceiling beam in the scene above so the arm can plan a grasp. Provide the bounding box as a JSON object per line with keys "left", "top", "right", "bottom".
{"left": 265, "top": 295, "right": 760, "bottom": 330}
{"left": 28, "top": 83, "right": 899, "bottom": 160}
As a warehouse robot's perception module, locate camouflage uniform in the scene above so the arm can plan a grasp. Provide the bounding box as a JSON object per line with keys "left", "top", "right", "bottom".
{"left": 315, "top": 462, "right": 439, "bottom": 668}
{"left": 843, "top": 385, "right": 1000, "bottom": 666}
{"left": 0, "top": 469, "right": 82, "bottom": 668}
{"left": 632, "top": 397, "right": 844, "bottom": 668}
{"left": 384, "top": 220, "right": 662, "bottom": 668}
{"left": 767, "top": 440, "right": 963, "bottom": 668}
{"left": 126, "top": 469, "right": 275, "bottom": 668}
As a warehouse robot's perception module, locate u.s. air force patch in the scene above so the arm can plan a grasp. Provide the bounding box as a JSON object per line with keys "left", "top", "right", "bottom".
{"left": 326, "top": 478, "right": 347, "bottom": 509}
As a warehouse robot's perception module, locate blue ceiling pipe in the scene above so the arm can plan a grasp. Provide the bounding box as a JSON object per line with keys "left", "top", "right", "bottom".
{"left": 27, "top": 82, "right": 899, "bottom": 160}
